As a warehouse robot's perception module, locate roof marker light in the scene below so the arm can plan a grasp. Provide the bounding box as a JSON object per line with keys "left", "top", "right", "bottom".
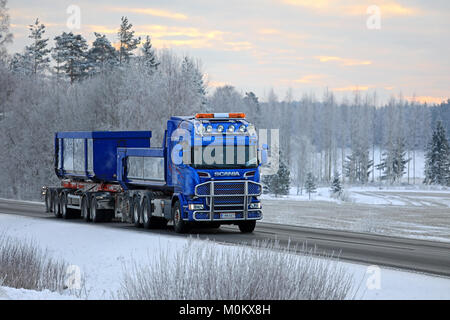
{"left": 195, "top": 113, "right": 246, "bottom": 119}
{"left": 229, "top": 113, "right": 246, "bottom": 118}
{"left": 195, "top": 113, "right": 214, "bottom": 119}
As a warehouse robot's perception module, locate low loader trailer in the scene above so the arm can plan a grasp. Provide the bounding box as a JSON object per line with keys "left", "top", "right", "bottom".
{"left": 42, "top": 113, "right": 268, "bottom": 233}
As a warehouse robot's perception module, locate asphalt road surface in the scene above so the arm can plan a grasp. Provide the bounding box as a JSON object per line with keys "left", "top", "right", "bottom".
{"left": 1, "top": 198, "right": 449, "bottom": 277}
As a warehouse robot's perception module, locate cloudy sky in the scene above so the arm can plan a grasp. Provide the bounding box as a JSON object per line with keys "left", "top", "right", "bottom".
{"left": 7, "top": 0, "right": 450, "bottom": 104}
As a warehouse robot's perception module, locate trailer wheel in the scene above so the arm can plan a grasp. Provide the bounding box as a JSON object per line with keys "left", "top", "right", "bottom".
{"left": 53, "top": 191, "right": 61, "bottom": 218}
{"left": 81, "top": 196, "right": 90, "bottom": 222}
{"left": 61, "top": 192, "right": 72, "bottom": 219}
{"left": 173, "top": 201, "right": 189, "bottom": 233}
{"left": 238, "top": 220, "right": 256, "bottom": 233}
{"left": 90, "top": 196, "right": 101, "bottom": 223}
{"left": 45, "top": 190, "right": 52, "bottom": 213}
{"left": 132, "top": 197, "right": 142, "bottom": 228}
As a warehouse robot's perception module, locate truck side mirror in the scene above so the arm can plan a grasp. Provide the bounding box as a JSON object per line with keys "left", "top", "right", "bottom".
{"left": 260, "top": 144, "right": 269, "bottom": 166}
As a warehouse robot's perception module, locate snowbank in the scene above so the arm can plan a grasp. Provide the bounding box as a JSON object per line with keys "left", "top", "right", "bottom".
{"left": 0, "top": 213, "right": 449, "bottom": 299}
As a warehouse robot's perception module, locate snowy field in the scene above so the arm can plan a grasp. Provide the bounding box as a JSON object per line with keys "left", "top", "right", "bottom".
{"left": 0, "top": 213, "right": 449, "bottom": 300}
{"left": 262, "top": 185, "right": 450, "bottom": 243}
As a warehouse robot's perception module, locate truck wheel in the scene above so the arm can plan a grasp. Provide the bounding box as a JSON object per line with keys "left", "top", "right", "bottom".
{"left": 81, "top": 196, "right": 90, "bottom": 222}
{"left": 61, "top": 192, "right": 70, "bottom": 219}
{"left": 173, "top": 201, "right": 189, "bottom": 233}
{"left": 142, "top": 196, "right": 155, "bottom": 229}
{"left": 53, "top": 191, "right": 61, "bottom": 218}
{"left": 90, "top": 196, "right": 101, "bottom": 223}
{"left": 133, "top": 197, "right": 142, "bottom": 228}
{"left": 238, "top": 220, "right": 256, "bottom": 233}
{"left": 45, "top": 190, "right": 52, "bottom": 213}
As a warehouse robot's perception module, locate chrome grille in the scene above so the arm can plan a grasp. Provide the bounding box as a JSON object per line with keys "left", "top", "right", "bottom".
{"left": 194, "top": 180, "right": 262, "bottom": 221}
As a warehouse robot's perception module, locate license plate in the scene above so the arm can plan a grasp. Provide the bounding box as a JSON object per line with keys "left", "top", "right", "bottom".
{"left": 220, "top": 213, "right": 235, "bottom": 219}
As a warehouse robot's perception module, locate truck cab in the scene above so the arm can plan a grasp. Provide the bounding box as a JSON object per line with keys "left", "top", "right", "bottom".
{"left": 165, "top": 113, "right": 264, "bottom": 232}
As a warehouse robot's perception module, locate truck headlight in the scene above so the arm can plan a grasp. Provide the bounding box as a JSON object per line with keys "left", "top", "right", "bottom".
{"left": 189, "top": 204, "right": 204, "bottom": 210}
{"left": 249, "top": 202, "right": 261, "bottom": 209}
{"left": 247, "top": 124, "right": 256, "bottom": 136}
{"left": 195, "top": 124, "right": 205, "bottom": 135}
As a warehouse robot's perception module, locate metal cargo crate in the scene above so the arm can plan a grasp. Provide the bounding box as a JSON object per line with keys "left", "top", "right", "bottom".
{"left": 55, "top": 131, "right": 152, "bottom": 182}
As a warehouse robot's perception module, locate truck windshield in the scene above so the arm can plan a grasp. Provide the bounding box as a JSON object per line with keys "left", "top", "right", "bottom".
{"left": 190, "top": 145, "right": 258, "bottom": 169}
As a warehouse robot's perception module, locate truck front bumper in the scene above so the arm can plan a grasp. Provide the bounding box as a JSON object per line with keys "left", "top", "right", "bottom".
{"left": 192, "top": 180, "right": 263, "bottom": 222}
{"left": 191, "top": 210, "right": 262, "bottom": 221}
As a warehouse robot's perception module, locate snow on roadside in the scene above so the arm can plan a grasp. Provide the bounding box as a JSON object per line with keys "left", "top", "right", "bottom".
{"left": 346, "top": 264, "right": 450, "bottom": 300}
{"left": 262, "top": 185, "right": 450, "bottom": 207}
{"left": 0, "top": 286, "right": 78, "bottom": 300}
{"left": 0, "top": 213, "right": 449, "bottom": 300}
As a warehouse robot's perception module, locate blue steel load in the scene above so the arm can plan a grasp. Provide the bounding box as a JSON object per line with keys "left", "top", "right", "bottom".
{"left": 43, "top": 113, "right": 268, "bottom": 233}
{"left": 55, "top": 131, "right": 152, "bottom": 182}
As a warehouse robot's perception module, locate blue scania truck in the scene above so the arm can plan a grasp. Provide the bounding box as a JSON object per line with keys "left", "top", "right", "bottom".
{"left": 43, "top": 113, "right": 267, "bottom": 233}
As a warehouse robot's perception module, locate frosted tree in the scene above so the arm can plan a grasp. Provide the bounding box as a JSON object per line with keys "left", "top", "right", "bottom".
{"left": 304, "top": 172, "right": 317, "bottom": 200}
{"left": 9, "top": 52, "right": 33, "bottom": 74}
{"left": 88, "top": 32, "right": 118, "bottom": 74}
{"left": 52, "top": 32, "right": 90, "bottom": 83}
{"left": 424, "top": 121, "right": 450, "bottom": 185}
{"left": 330, "top": 172, "right": 343, "bottom": 197}
{"left": 208, "top": 85, "right": 244, "bottom": 113}
{"left": 0, "top": 0, "right": 12, "bottom": 61}
{"left": 377, "top": 137, "right": 410, "bottom": 184}
{"left": 181, "top": 56, "right": 207, "bottom": 110}
{"left": 23, "top": 18, "right": 50, "bottom": 75}
{"left": 262, "top": 154, "right": 290, "bottom": 197}
{"left": 291, "top": 135, "right": 313, "bottom": 195}
{"left": 117, "top": 16, "right": 140, "bottom": 65}
{"left": 344, "top": 143, "right": 373, "bottom": 184}
{"left": 140, "top": 35, "right": 159, "bottom": 72}
{"left": 243, "top": 92, "right": 262, "bottom": 128}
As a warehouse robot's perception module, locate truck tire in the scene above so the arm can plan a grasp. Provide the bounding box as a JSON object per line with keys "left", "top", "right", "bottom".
{"left": 132, "top": 196, "right": 142, "bottom": 228}
{"left": 173, "top": 201, "right": 189, "bottom": 233}
{"left": 81, "top": 196, "right": 90, "bottom": 222}
{"left": 53, "top": 191, "right": 61, "bottom": 218}
{"left": 90, "top": 196, "right": 101, "bottom": 223}
{"left": 238, "top": 220, "right": 256, "bottom": 233}
{"left": 45, "top": 190, "right": 52, "bottom": 213}
{"left": 142, "top": 195, "right": 156, "bottom": 229}
{"left": 61, "top": 192, "right": 70, "bottom": 219}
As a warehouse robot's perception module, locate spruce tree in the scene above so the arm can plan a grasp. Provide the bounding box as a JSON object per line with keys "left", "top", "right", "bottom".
{"left": 330, "top": 172, "right": 343, "bottom": 196}
{"left": 262, "top": 155, "right": 290, "bottom": 196}
{"left": 117, "top": 16, "right": 140, "bottom": 65}
{"left": 377, "top": 137, "right": 410, "bottom": 184}
{"left": 273, "top": 159, "right": 290, "bottom": 196}
{"left": 24, "top": 18, "right": 50, "bottom": 75}
{"left": 304, "top": 172, "right": 317, "bottom": 200}
{"left": 424, "top": 121, "right": 450, "bottom": 185}
{"left": 141, "top": 35, "right": 159, "bottom": 72}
